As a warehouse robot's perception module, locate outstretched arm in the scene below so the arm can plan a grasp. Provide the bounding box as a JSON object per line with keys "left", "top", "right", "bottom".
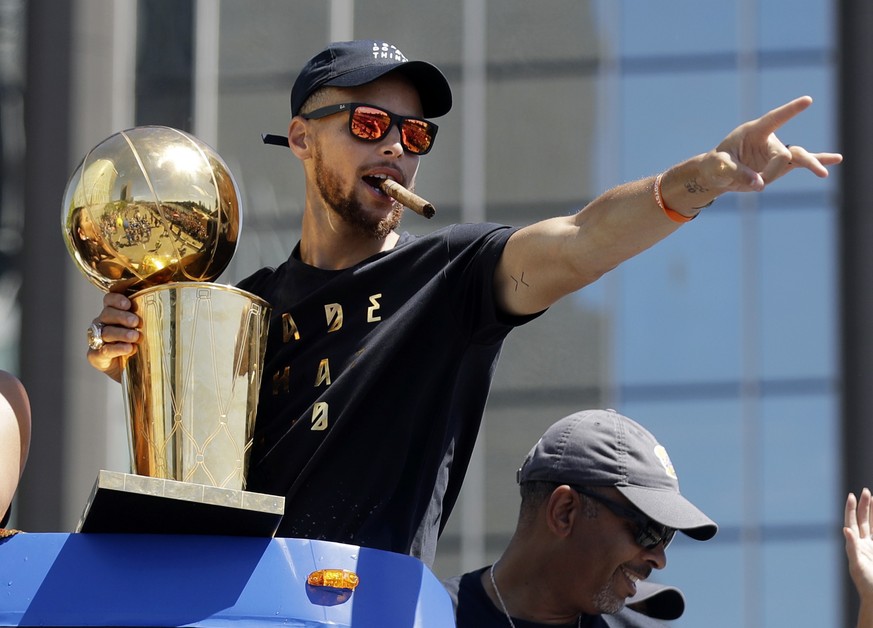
{"left": 495, "top": 95, "right": 843, "bottom": 316}
{"left": 846, "top": 489, "right": 873, "bottom": 628}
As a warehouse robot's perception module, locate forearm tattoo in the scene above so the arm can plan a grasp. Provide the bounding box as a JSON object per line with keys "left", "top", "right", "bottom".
{"left": 684, "top": 178, "right": 709, "bottom": 195}
{"left": 684, "top": 177, "right": 715, "bottom": 209}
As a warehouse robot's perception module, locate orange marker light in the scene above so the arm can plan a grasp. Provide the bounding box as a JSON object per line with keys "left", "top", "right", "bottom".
{"left": 307, "top": 569, "right": 360, "bottom": 591}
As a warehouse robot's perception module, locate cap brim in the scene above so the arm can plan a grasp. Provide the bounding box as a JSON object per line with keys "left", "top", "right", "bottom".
{"left": 617, "top": 485, "right": 718, "bottom": 541}
{"left": 626, "top": 581, "right": 686, "bottom": 620}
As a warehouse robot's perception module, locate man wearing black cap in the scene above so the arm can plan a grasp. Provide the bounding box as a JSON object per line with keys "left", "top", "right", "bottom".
{"left": 444, "top": 409, "right": 716, "bottom": 627}
{"left": 87, "top": 40, "right": 839, "bottom": 566}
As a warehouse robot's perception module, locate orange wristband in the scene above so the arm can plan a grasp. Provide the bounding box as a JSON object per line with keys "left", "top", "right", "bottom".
{"left": 653, "top": 173, "right": 698, "bottom": 224}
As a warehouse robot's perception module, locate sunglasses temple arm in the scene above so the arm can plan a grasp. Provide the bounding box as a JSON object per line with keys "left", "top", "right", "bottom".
{"left": 261, "top": 133, "right": 290, "bottom": 147}
{"left": 379, "top": 180, "right": 435, "bottom": 219}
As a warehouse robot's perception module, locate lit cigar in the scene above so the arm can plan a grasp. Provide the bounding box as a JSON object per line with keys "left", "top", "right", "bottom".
{"left": 379, "top": 179, "right": 435, "bottom": 219}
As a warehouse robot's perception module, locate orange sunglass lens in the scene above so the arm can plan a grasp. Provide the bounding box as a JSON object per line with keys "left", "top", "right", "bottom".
{"left": 350, "top": 108, "right": 391, "bottom": 140}
{"left": 401, "top": 120, "right": 432, "bottom": 153}
{"left": 350, "top": 106, "right": 433, "bottom": 154}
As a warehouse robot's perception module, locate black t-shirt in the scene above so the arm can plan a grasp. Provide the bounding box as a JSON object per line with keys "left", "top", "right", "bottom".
{"left": 443, "top": 568, "right": 669, "bottom": 628}
{"left": 238, "top": 223, "right": 538, "bottom": 564}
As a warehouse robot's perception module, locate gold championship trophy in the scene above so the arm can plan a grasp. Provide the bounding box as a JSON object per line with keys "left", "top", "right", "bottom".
{"left": 62, "top": 126, "right": 284, "bottom": 536}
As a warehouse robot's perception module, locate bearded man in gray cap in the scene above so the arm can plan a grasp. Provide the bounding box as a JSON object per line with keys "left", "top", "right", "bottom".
{"left": 86, "top": 36, "right": 837, "bottom": 565}
{"left": 444, "top": 409, "right": 716, "bottom": 627}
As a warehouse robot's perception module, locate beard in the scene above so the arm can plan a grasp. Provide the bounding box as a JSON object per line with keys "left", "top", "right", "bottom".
{"left": 590, "top": 572, "right": 627, "bottom": 615}
{"left": 591, "top": 582, "right": 624, "bottom": 615}
{"left": 313, "top": 150, "right": 404, "bottom": 240}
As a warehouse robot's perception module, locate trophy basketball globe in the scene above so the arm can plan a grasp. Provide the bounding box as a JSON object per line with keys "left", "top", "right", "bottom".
{"left": 62, "top": 126, "right": 282, "bottom": 536}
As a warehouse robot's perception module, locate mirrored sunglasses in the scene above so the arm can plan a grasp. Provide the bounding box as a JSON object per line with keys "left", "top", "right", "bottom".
{"left": 302, "top": 102, "right": 438, "bottom": 155}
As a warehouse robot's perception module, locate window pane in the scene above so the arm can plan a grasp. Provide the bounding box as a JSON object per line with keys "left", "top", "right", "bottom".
{"left": 759, "top": 205, "right": 836, "bottom": 380}
{"left": 763, "top": 538, "right": 841, "bottom": 626}
{"left": 621, "top": 72, "right": 742, "bottom": 176}
{"left": 616, "top": 212, "right": 743, "bottom": 385}
{"left": 761, "top": 394, "right": 839, "bottom": 525}
{"left": 759, "top": 0, "right": 833, "bottom": 51}
{"left": 619, "top": 1, "right": 738, "bottom": 57}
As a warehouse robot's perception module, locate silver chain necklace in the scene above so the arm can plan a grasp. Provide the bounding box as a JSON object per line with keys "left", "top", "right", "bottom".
{"left": 489, "top": 561, "right": 582, "bottom": 628}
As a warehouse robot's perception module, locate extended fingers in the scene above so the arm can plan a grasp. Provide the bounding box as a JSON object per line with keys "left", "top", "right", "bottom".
{"left": 713, "top": 95, "right": 842, "bottom": 190}
{"left": 753, "top": 95, "right": 814, "bottom": 135}
{"left": 846, "top": 489, "right": 873, "bottom": 537}
{"left": 782, "top": 145, "right": 843, "bottom": 178}
{"left": 756, "top": 142, "right": 843, "bottom": 185}
{"left": 848, "top": 492, "right": 860, "bottom": 532}
{"left": 861, "top": 488, "right": 873, "bottom": 538}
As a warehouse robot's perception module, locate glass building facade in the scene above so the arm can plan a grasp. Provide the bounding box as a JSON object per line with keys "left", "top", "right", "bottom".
{"left": 10, "top": 0, "right": 856, "bottom": 626}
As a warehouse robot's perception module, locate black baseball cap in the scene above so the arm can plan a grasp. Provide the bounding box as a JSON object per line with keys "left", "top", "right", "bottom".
{"left": 262, "top": 40, "right": 453, "bottom": 149}
{"left": 517, "top": 409, "right": 718, "bottom": 541}
{"left": 291, "top": 40, "right": 452, "bottom": 118}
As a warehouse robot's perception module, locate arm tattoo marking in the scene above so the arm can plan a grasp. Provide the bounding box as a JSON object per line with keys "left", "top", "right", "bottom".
{"left": 510, "top": 272, "right": 530, "bottom": 292}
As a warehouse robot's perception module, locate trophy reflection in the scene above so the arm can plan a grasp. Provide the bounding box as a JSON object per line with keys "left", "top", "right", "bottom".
{"left": 62, "top": 127, "right": 279, "bottom": 534}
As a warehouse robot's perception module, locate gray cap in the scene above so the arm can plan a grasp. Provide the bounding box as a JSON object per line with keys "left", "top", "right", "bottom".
{"left": 517, "top": 409, "right": 717, "bottom": 541}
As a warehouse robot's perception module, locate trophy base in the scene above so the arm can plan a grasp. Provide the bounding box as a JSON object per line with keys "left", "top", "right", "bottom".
{"left": 76, "top": 470, "right": 285, "bottom": 537}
